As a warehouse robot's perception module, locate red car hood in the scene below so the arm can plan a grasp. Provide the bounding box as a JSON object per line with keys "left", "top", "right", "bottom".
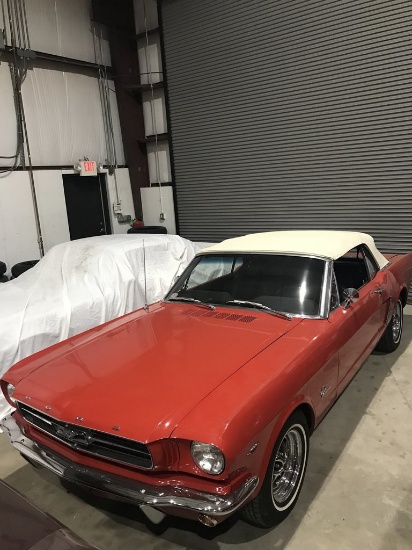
{"left": 13, "top": 303, "right": 301, "bottom": 442}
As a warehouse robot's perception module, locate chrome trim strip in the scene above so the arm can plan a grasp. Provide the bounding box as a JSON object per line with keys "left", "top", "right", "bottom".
{"left": 1, "top": 414, "right": 259, "bottom": 518}
{"left": 199, "top": 251, "right": 332, "bottom": 261}
{"left": 22, "top": 408, "right": 54, "bottom": 426}
{"left": 319, "top": 260, "right": 332, "bottom": 319}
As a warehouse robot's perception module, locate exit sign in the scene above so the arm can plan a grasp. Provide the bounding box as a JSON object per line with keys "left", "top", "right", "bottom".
{"left": 80, "top": 160, "right": 97, "bottom": 176}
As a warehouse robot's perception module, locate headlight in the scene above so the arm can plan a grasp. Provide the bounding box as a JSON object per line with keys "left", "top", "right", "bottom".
{"left": 191, "top": 441, "right": 225, "bottom": 475}
{"left": 6, "top": 383, "right": 16, "bottom": 404}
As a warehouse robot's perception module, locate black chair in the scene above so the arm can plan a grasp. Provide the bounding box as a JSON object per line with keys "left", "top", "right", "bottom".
{"left": 11, "top": 260, "right": 39, "bottom": 278}
{"left": 0, "top": 260, "right": 8, "bottom": 282}
{"left": 127, "top": 226, "right": 167, "bottom": 235}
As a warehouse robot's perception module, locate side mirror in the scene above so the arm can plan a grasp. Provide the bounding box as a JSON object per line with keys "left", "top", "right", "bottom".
{"left": 343, "top": 288, "right": 359, "bottom": 309}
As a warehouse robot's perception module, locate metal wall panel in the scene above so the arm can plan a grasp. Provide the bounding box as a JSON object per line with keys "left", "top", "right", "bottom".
{"left": 161, "top": 0, "right": 412, "bottom": 254}
{"left": 1, "top": 0, "right": 111, "bottom": 64}
{"left": 21, "top": 68, "right": 125, "bottom": 166}
{"left": 0, "top": 64, "right": 18, "bottom": 170}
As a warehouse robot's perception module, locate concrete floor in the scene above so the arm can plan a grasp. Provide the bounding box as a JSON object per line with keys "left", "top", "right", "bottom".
{"left": 1, "top": 310, "right": 412, "bottom": 550}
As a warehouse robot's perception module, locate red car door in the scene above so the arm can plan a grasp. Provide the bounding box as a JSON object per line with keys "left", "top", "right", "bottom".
{"left": 329, "top": 246, "right": 387, "bottom": 394}
{"left": 328, "top": 291, "right": 381, "bottom": 395}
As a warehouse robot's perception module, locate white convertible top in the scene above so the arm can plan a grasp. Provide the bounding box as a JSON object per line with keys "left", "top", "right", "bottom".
{"left": 201, "top": 231, "right": 389, "bottom": 269}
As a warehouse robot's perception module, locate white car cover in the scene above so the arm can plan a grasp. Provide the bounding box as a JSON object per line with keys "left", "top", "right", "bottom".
{"left": 0, "top": 234, "right": 209, "bottom": 420}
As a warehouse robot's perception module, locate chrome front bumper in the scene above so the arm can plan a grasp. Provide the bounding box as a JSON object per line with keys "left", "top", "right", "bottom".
{"left": 1, "top": 414, "right": 258, "bottom": 523}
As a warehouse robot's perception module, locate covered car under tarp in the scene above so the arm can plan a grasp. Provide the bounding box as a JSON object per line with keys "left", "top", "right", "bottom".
{"left": 0, "top": 234, "right": 210, "bottom": 420}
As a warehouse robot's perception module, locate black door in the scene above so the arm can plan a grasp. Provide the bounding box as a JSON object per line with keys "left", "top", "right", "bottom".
{"left": 63, "top": 174, "right": 112, "bottom": 240}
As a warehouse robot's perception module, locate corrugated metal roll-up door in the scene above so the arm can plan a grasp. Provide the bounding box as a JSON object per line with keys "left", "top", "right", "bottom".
{"left": 160, "top": 0, "right": 412, "bottom": 254}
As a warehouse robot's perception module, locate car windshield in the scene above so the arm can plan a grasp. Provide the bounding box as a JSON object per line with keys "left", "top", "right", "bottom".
{"left": 166, "top": 254, "right": 326, "bottom": 317}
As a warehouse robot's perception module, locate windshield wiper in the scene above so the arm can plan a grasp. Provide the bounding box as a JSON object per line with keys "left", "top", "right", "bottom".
{"left": 226, "top": 300, "right": 292, "bottom": 320}
{"left": 167, "top": 296, "right": 215, "bottom": 310}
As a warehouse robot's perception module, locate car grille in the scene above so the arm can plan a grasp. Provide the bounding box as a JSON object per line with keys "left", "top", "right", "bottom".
{"left": 18, "top": 402, "right": 153, "bottom": 469}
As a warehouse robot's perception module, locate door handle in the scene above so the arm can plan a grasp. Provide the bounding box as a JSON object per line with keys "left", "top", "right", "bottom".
{"left": 374, "top": 287, "right": 384, "bottom": 295}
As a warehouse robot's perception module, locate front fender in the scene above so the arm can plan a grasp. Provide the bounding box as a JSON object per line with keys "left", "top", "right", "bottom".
{"left": 255, "top": 396, "right": 315, "bottom": 484}
{"left": 172, "top": 325, "right": 325, "bottom": 485}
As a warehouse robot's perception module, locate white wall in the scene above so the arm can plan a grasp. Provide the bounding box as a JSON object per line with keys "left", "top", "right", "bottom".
{"left": 141, "top": 186, "right": 176, "bottom": 234}
{"left": 142, "top": 89, "right": 167, "bottom": 136}
{"left": 147, "top": 141, "right": 172, "bottom": 183}
{"left": 138, "top": 34, "right": 163, "bottom": 85}
{"left": 21, "top": 68, "right": 125, "bottom": 166}
{"left": 0, "top": 172, "right": 40, "bottom": 274}
{"left": 0, "top": 66, "right": 124, "bottom": 168}
{"left": 0, "top": 64, "right": 18, "bottom": 170}
{"left": 1, "top": 0, "right": 123, "bottom": 168}
{"left": 0, "top": 0, "right": 111, "bottom": 64}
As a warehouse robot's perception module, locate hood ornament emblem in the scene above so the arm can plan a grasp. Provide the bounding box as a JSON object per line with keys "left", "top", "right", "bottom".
{"left": 53, "top": 424, "right": 93, "bottom": 446}
{"left": 55, "top": 426, "right": 78, "bottom": 440}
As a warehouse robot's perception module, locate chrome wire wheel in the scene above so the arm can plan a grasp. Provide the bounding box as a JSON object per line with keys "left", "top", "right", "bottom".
{"left": 271, "top": 424, "right": 307, "bottom": 511}
{"left": 375, "top": 297, "right": 403, "bottom": 353}
{"left": 240, "top": 411, "right": 309, "bottom": 528}
{"left": 392, "top": 301, "right": 402, "bottom": 344}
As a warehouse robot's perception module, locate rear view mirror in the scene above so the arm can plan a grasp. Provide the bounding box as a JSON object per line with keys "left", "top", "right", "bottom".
{"left": 343, "top": 288, "right": 359, "bottom": 309}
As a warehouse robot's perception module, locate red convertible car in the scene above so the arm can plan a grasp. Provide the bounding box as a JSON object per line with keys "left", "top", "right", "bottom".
{"left": 2, "top": 231, "right": 412, "bottom": 529}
